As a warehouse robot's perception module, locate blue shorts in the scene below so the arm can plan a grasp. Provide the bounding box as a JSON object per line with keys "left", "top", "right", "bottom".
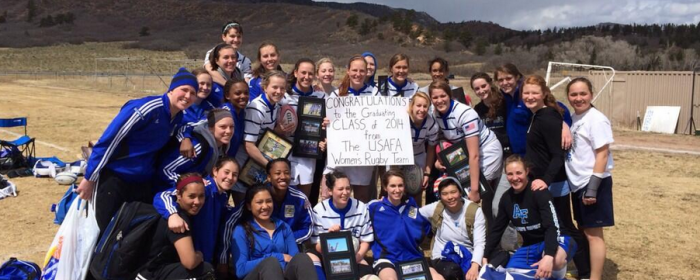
{"left": 572, "top": 176, "right": 615, "bottom": 228}
{"left": 548, "top": 180, "right": 571, "bottom": 197}
{"left": 506, "top": 235, "right": 576, "bottom": 269}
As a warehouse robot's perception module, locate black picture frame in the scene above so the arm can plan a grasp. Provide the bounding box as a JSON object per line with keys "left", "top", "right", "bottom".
{"left": 239, "top": 159, "right": 267, "bottom": 187}
{"left": 294, "top": 96, "right": 326, "bottom": 159}
{"left": 396, "top": 258, "right": 432, "bottom": 280}
{"left": 298, "top": 96, "right": 326, "bottom": 118}
{"left": 378, "top": 75, "right": 388, "bottom": 96}
{"left": 437, "top": 139, "right": 493, "bottom": 196}
{"left": 451, "top": 87, "right": 468, "bottom": 105}
{"left": 320, "top": 231, "right": 358, "bottom": 280}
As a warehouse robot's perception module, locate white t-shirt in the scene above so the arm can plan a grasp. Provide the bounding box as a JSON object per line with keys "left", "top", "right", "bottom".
{"left": 311, "top": 198, "right": 374, "bottom": 244}
{"left": 419, "top": 198, "right": 486, "bottom": 263}
{"left": 565, "top": 107, "right": 614, "bottom": 192}
{"left": 432, "top": 101, "right": 503, "bottom": 180}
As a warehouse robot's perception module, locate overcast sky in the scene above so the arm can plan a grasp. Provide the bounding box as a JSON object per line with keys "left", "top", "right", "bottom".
{"left": 316, "top": 0, "right": 700, "bottom": 30}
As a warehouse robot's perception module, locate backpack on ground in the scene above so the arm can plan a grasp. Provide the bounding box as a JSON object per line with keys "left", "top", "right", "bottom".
{"left": 429, "top": 201, "right": 480, "bottom": 242}
{"left": 90, "top": 202, "right": 161, "bottom": 280}
{"left": 0, "top": 258, "right": 41, "bottom": 280}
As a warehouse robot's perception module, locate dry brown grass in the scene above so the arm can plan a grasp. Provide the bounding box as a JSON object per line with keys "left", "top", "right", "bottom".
{"left": 1, "top": 77, "right": 699, "bottom": 279}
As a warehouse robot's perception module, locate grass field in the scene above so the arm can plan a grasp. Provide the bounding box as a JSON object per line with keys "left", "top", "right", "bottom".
{"left": 1, "top": 76, "right": 699, "bottom": 280}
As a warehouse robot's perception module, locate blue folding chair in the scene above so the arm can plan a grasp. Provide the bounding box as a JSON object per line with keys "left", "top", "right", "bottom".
{"left": 0, "top": 117, "right": 36, "bottom": 172}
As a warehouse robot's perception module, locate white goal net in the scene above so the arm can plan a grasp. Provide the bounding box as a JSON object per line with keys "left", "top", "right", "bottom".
{"left": 545, "top": 62, "right": 615, "bottom": 104}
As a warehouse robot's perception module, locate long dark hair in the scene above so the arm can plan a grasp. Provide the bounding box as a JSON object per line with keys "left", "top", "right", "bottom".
{"left": 325, "top": 171, "right": 349, "bottom": 190}
{"left": 209, "top": 43, "right": 235, "bottom": 71}
{"left": 251, "top": 42, "right": 282, "bottom": 78}
{"left": 287, "top": 58, "right": 316, "bottom": 94}
{"left": 470, "top": 72, "right": 504, "bottom": 120}
{"left": 241, "top": 184, "right": 274, "bottom": 254}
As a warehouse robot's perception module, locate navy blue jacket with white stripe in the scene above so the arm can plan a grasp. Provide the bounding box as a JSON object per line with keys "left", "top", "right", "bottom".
{"left": 152, "top": 175, "right": 230, "bottom": 263}
{"left": 85, "top": 93, "right": 190, "bottom": 183}
{"left": 151, "top": 130, "right": 214, "bottom": 193}
{"left": 216, "top": 185, "right": 313, "bottom": 264}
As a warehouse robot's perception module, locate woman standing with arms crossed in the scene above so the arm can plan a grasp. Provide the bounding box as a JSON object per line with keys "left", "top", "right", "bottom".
{"left": 565, "top": 77, "right": 614, "bottom": 280}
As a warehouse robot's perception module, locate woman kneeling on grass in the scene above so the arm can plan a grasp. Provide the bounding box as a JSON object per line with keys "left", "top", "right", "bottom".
{"left": 483, "top": 155, "right": 576, "bottom": 279}
{"left": 137, "top": 173, "right": 214, "bottom": 279}
{"left": 310, "top": 171, "right": 375, "bottom": 278}
{"left": 231, "top": 184, "right": 318, "bottom": 280}
{"left": 368, "top": 169, "right": 445, "bottom": 280}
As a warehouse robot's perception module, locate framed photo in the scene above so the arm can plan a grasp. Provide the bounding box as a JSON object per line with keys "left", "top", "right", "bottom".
{"left": 452, "top": 87, "right": 468, "bottom": 105}
{"left": 298, "top": 96, "right": 325, "bottom": 118}
{"left": 295, "top": 96, "right": 326, "bottom": 159}
{"left": 320, "top": 231, "right": 358, "bottom": 280}
{"left": 257, "top": 129, "right": 293, "bottom": 161}
{"left": 293, "top": 138, "right": 323, "bottom": 159}
{"left": 299, "top": 119, "right": 323, "bottom": 137}
{"left": 437, "top": 139, "right": 493, "bottom": 196}
{"left": 396, "top": 259, "right": 432, "bottom": 280}
{"left": 239, "top": 159, "right": 267, "bottom": 187}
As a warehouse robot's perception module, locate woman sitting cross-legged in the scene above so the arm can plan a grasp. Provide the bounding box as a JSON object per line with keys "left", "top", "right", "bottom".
{"left": 419, "top": 177, "right": 486, "bottom": 280}
{"left": 231, "top": 184, "right": 318, "bottom": 280}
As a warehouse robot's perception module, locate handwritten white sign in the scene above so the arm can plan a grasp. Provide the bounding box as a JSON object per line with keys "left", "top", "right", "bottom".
{"left": 642, "top": 106, "right": 681, "bottom": 134}
{"left": 326, "top": 96, "right": 414, "bottom": 167}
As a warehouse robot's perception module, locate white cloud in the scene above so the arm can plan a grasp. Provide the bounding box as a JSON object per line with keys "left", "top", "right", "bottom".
{"left": 315, "top": 0, "right": 700, "bottom": 30}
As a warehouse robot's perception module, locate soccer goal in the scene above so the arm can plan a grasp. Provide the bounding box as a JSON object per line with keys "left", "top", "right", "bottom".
{"left": 545, "top": 62, "right": 615, "bottom": 104}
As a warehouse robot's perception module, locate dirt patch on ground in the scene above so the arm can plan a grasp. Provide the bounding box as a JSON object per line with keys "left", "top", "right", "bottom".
{"left": 1, "top": 79, "right": 699, "bottom": 279}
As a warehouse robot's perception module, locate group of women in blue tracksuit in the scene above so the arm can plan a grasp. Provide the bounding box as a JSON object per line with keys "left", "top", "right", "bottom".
{"left": 77, "top": 18, "right": 614, "bottom": 280}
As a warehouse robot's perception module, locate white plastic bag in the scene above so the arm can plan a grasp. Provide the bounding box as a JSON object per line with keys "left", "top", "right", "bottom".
{"left": 42, "top": 199, "right": 100, "bottom": 280}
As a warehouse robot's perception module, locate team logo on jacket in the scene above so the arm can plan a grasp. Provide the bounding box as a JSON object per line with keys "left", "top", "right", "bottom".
{"left": 285, "top": 205, "right": 295, "bottom": 218}
{"left": 513, "top": 204, "right": 528, "bottom": 224}
{"left": 408, "top": 207, "right": 417, "bottom": 219}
